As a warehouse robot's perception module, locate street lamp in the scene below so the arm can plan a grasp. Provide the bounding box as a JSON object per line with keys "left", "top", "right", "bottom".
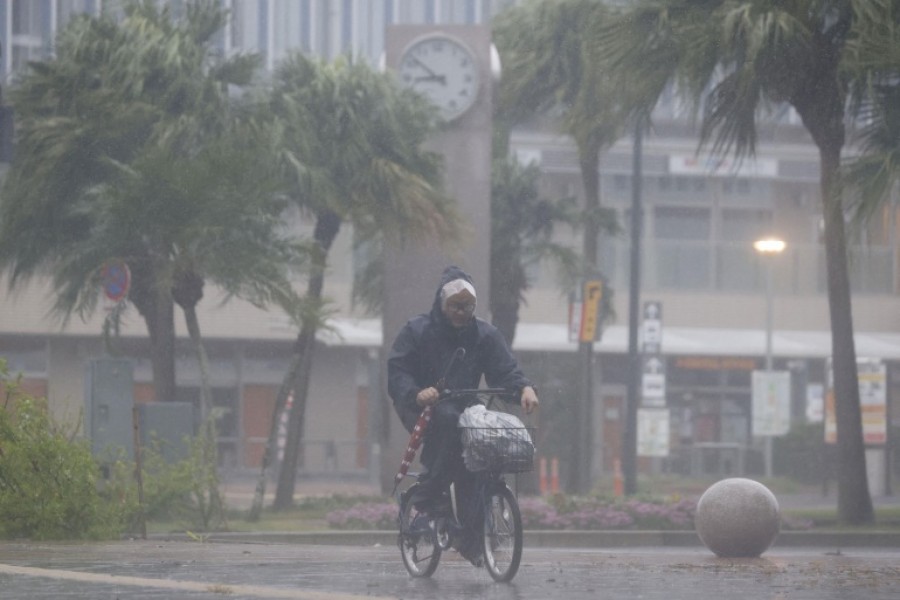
{"left": 754, "top": 237, "right": 786, "bottom": 478}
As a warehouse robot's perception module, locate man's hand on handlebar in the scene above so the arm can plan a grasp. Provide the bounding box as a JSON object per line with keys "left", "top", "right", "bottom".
{"left": 520, "top": 386, "right": 539, "bottom": 414}
{"left": 415, "top": 386, "right": 440, "bottom": 407}
{"left": 417, "top": 385, "right": 538, "bottom": 413}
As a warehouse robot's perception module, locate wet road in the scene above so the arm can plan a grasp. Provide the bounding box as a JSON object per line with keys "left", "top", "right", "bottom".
{"left": 2, "top": 540, "right": 900, "bottom": 599}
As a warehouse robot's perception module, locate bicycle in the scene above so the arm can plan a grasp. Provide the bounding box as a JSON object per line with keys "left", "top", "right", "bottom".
{"left": 396, "top": 388, "right": 535, "bottom": 582}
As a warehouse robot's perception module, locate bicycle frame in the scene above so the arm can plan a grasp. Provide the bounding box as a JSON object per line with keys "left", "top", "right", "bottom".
{"left": 397, "top": 387, "right": 531, "bottom": 582}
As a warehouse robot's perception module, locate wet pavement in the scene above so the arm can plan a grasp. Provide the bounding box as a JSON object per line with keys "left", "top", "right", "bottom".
{"left": 2, "top": 539, "right": 900, "bottom": 599}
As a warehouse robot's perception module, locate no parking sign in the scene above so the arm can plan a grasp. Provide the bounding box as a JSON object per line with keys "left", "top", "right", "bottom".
{"left": 101, "top": 260, "right": 131, "bottom": 303}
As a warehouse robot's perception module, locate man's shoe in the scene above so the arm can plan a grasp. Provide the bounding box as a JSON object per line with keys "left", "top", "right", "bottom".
{"left": 458, "top": 545, "right": 484, "bottom": 567}
{"left": 408, "top": 513, "right": 431, "bottom": 534}
{"left": 454, "top": 535, "right": 484, "bottom": 567}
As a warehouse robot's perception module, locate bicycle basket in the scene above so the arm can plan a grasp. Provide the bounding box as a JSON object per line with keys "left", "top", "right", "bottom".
{"left": 460, "top": 426, "right": 535, "bottom": 473}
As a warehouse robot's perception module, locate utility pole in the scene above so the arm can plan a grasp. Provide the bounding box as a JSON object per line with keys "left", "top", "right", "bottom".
{"left": 623, "top": 117, "right": 644, "bottom": 495}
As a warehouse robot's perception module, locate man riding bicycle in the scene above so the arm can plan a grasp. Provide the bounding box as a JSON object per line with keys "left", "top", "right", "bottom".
{"left": 387, "top": 265, "right": 539, "bottom": 566}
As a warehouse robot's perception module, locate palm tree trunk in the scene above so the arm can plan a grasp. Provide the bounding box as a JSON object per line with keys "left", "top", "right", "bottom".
{"left": 173, "top": 271, "right": 213, "bottom": 420}
{"left": 273, "top": 321, "right": 317, "bottom": 510}
{"left": 246, "top": 346, "right": 303, "bottom": 520}
{"left": 182, "top": 302, "right": 225, "bottom": 528}
{"left": 129, "top": 259, "right": 177, "bottom": 404}
{"left": 819, "top": 144, "right": 875, "bottom": 525}
{"left": 173, "top": 270, "right": 224, "bottom": 528}
{"left": 272, "top": 209, "right": 342, "bottom": 511}
{"left": 490, "top": 289, "right": 521, "bottom": 346}
{"left": 796, "top": 71, "right": 875, "bottom": 524}
{"left": 147, "top": 278, "right": 177, "bottom": 404}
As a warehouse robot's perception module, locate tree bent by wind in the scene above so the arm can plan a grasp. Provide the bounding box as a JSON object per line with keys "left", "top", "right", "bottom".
{"left": 492, "top": 0, "right": 624, "bottom": 493}
{"left": 595, "top": 0, "right": 900, "bottom": 525}
{"left": 0, "top": 0, "right": 306, "bottom": 503}
{"left": 247, "top": 53, "right": 459, "bottom": 516}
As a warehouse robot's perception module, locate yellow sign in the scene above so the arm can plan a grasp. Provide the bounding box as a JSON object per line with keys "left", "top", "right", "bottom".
{"left": 580, "top": 280, "right": 603, "bottom": 342}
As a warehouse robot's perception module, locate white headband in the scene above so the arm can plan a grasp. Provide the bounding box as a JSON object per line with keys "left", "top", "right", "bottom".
{"left": 440, "top": 279, "right": 476, "bottom": 304}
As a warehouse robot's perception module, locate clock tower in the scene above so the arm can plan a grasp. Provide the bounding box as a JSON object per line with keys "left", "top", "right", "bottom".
{"left": 379, "top": 25, "right": 494, "bottom": 492}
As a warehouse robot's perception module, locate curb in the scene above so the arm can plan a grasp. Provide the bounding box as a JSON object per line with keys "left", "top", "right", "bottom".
{"left": 147, "top": 529, "right": 900, "bottom": 549}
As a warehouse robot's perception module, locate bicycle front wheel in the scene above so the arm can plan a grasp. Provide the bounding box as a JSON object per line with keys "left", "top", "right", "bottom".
{"left": 399, "top": 486, "right": 441, "bottom": 578}
{"left": 482, "top": 484, "right": 523, "bottom": 582}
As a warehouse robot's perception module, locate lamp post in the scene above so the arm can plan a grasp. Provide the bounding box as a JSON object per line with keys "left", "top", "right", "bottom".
{"left": 753, "top": 237, "right": 786, "bottom": 478}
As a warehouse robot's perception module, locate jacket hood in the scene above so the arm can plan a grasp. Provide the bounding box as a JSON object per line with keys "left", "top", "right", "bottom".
{"left": 430, "top": 265, "right": 476, "bottom": 325}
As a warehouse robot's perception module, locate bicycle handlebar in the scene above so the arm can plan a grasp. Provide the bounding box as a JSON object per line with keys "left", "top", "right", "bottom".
{"left": 439, "top": 388, "right": 515, "bottom": 399}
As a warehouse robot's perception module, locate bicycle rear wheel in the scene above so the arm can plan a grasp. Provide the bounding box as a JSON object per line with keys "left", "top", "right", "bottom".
{"left": 399, "top": 485, "right": 442, "bottom": 578}
{"left": 482, "top": 484, "right": 523, "bottom": 582}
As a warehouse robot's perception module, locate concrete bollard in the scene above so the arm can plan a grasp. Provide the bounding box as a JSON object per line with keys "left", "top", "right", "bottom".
{"left": 694, "top": 477, "right": 780, "bottom": 558}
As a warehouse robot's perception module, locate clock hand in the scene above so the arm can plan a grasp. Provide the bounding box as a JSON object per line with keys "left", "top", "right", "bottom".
{"left": 414, "top": 74, "right": 446, "bottom": 85}
{"left": 410, "top": 56, "right": 439, "bottom": 78}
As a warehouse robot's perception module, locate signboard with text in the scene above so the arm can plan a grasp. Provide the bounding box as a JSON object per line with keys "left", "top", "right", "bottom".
{"left": 642, "top": 301, "right": 662, "bottom": 354}
{"left": 568, "top": 278, "right": 607, "bottom": 343}
{"left": 825, "top": 358, "right": 887, "bottom": 445}
{"left": 641, "top": 355, "right": 667, "bottom": 407}
{"left": 752, "top": 370, "right": 791, "bottom": 437}
{"left": 637, "top": 408, "right": 670, "bottom": 457}
{"left": 641, "top": 301, "right": 666, "bottom": 407}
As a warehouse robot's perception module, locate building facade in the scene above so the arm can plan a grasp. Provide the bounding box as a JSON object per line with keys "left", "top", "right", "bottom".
{"left": 1, "top": 0, "right": 898, "bottom": 494}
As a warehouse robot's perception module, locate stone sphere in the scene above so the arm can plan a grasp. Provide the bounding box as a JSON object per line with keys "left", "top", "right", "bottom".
{"left": 695, "top": 478, "right": 780, "bottom": 558}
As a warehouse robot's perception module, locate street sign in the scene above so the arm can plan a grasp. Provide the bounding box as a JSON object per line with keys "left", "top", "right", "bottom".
{"left": 101, "top": 260, "right": 131, "bottom": 303}
{"left": 569, "top": 278, "right": 606, "bottom": 343}
{"left": 752, "top": 370, "right": 791, "bottom": 436}
{"left": 641, "top": 355, "right": 666, "bottom": 407}
{"left": 637, "top": 407, "right": 670, "bottom": 457}
{"left": 642, "top": 301, "right": 662, "bottom": 354}
{"left": 568, "top": 287, "right": 583, "bottom": 343}
{"left": 579, "top": 279, "right": 604, "bottom": 342}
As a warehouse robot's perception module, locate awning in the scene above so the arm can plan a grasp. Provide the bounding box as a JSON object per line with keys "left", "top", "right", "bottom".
{"left": 316, "top": 318, "right": 900, "bottom": 361}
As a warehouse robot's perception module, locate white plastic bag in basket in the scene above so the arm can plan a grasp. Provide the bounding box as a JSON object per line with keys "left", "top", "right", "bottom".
{"left": 458, "top": 404, "right": 534, "bottom": 472}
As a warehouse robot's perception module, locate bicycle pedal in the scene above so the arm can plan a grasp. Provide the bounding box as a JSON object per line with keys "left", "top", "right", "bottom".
{"left": 434, "top": 518, "right": 452, "bottom": 550}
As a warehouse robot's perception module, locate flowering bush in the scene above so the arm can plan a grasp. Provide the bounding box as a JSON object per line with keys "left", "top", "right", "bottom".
{"left": 324, "top": 495, "right": 696, "bottom": 531}
{"left": 519, "top": 496, "right": 696, "bottom": 530}
{"left": 323, "top": 494, "right": 813, "bottom": 531}
{"left": 325, "top": 502, "right": 398, "bottom": 530}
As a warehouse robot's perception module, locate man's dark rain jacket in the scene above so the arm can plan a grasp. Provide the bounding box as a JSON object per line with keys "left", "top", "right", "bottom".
{"left": 388, "top": 266, "right": 533, "bottom": 433}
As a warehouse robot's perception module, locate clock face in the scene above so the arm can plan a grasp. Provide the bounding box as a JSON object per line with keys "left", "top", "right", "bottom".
{"left": 398, "top": 35, "right": 480, "bottom": 121}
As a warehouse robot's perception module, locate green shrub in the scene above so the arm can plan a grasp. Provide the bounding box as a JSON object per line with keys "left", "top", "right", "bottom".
{"left": 106, "top": 427, "right": 226, "bottom": 534}
{"left": 0, "top": 360, "right": 121, "bottom": 539}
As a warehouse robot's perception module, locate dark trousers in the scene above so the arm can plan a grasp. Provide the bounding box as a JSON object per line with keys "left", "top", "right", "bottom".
{"left": 420, "top": 400, "right": 467, "bottom": 488}
{"left": 418, "top": 400, "right": 483, "bottom": 561}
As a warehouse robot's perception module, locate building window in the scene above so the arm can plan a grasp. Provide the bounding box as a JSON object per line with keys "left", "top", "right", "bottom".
{"left": 653, "top": 206, "right": 710, "bottom": 289}
{"left": 717, "top": 209, "right": 772, "bottom": 291}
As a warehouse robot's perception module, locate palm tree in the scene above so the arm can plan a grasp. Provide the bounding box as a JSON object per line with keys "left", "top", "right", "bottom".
{"left": 593, "top": 0, "right": 900, "bottom": 525}
{"left": 843, "top": 7, "right": 900, "bottom": 220}
{"left": 490, "top": 157, "right": 581, "bottom": 345}
{"left": 493, "top": 0, "right": 626, "bottom": 492}
{"left": 247, "top": 53, "right": 459, "bottom": 514}
{"left": 0, "top": 0, "right": 302, "bottom": 422}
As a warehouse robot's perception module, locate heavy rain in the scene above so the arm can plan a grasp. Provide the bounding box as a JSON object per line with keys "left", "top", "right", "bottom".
{"left": 1, "top": 1, "right": 900, "bottom": 598}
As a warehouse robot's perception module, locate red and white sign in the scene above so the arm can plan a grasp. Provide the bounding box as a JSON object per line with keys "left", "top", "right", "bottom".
{"left": 101, "top": 260, "right": 131, "bottom": 303}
